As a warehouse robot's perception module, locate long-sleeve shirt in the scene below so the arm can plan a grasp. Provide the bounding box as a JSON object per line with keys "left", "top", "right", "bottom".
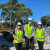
{"left": 24, "top": 24, "right": 35, "bottom": 37}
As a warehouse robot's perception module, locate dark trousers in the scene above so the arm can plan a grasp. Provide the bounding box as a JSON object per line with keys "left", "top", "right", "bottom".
{"left": 15, "top": 43, "right": 22, "bottom": 50}
{"left": 25, "top": 37, "right": 34, "bottom": 50}
{"left": 37, "top": 41, "right": 44, "bottom": 50}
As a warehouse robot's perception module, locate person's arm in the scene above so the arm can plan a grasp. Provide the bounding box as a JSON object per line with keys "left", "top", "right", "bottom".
{"left": 13, "top": 30, "right": 18, "bottom": 40}
{"left": 24, "top": 25, "right": 28, "bottom": 37}
{"left": 13, "top": 34, "right": 18, "bottom": 40}
{"left": 13, "top": 30, "right": 21, "bottom": 41}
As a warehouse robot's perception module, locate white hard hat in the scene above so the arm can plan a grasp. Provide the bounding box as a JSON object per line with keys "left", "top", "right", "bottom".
{"left": 28, "top": 18, "right": 32, "bottom": 20}
{"left": 17, "top": 22, "right": 21, "bottom": 25}
{"left": 37, "top": 22, "right": 42, "bottom": 25}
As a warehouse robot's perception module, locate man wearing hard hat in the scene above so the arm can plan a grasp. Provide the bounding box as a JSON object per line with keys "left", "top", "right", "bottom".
{"left": 24, "top": 18, "right": 35, "bottom": 50}
{"left": 13, "top": 22, "right": 24, "bottom": 50}
{"left": 36, "top": 22, "right": 45, "bottom": 50}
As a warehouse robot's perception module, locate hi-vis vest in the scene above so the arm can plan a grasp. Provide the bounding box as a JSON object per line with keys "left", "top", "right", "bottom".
{"left": 25, "top": 24, "right": 34, "bottom": 36}
{"left": 14, "top": 29, "right": 23, "bottom": 43}
{"left": 36, "top": 28, "right": 45, "bottom": 41}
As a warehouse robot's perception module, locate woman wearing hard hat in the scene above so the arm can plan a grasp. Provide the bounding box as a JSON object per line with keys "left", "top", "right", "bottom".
{"left": 13, "top": 22, "right": 24, "bottom": 50}
{"left": 36, "top": 22, "right": 45, "bottom": 50}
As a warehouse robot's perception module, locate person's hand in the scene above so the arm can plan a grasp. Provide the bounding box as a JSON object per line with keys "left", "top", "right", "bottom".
{"left": 22, "top": 38, "right": 23, "bottom": 41}
{"left": 28, "top": 36, "right": 31, "bottom": 39}
{"left": 17, "top": 39, "right": 21, "bottom": 42}
{"left": 20, "top": 38, "right": 23, "bottom": 41}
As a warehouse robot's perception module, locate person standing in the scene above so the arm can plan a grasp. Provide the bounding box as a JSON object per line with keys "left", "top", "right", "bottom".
{"left": 13, "top": 22, "right": 23, "bottom": 50}
{"left": 24, "top": 18, "right": 35, "bottom": 50}
{"left": 36, "top": 22, "right": 45, "bottom": 50}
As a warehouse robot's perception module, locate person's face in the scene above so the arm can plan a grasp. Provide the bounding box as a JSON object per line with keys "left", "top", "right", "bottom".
{"left": 28, "top": 20, "right": 32, "bottom": 24}
{"left": 38, "top": 24, "right": 42, "bottom": 28}
{"left": 18, "top": 25, "right": 21, "bottom": 29}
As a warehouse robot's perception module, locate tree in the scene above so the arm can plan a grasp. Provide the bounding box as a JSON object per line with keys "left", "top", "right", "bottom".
{"left": 32, "top": 21, "right": 37, "bottom": 27}
{"left": 41, "top": 15, "right": 50, "bottom": 26}
{"left": 0, "top": 15, "right": 2, "bottom": 21}
{"left": 2, "top": 22, "right": 10, "bottom": 29}
{"left": 0, "top": 23, "right": 2, "bottom": 29}
{"left": 0, "top": 0, "right": 33, "bottom": 29}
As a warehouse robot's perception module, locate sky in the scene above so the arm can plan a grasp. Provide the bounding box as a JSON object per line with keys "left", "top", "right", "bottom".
{"left": 0, "top": 0, "right": 50, "bottom": 22}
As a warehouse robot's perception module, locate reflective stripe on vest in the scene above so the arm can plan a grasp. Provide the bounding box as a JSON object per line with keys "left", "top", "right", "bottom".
{"left": 14, "top": 29, "right": 23, "bottom": 43}
{"left": 36, "top": 28, "right": 45, "bottom": 41}
{"left": 26, "top": 24, "right": 34, "bottom": 36}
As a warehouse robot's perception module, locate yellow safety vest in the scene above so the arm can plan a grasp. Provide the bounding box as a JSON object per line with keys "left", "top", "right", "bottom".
{"left": 25, "top": 24, "right": 34, "bottom": 36}
{"left": 36, "top": 28, "right": 45, "bottom": 41}
{"left": 14, "top": 29, "right": 23, "bottom": 43}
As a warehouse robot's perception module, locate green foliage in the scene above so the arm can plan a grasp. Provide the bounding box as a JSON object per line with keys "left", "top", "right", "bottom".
{"left": 32, "top": 21, "right": 37, "bottom": 27}
{"left": 41, "top": 15, "right": 50, "bottom": 26}
{"left": 2, "top": 22, "right": 10, "bottom": 29}
{"left": 0, "top": 24, "right": 1, "bottom": 27}
{"left": 0, "top": 0, "right": 33, "bottom": 29}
